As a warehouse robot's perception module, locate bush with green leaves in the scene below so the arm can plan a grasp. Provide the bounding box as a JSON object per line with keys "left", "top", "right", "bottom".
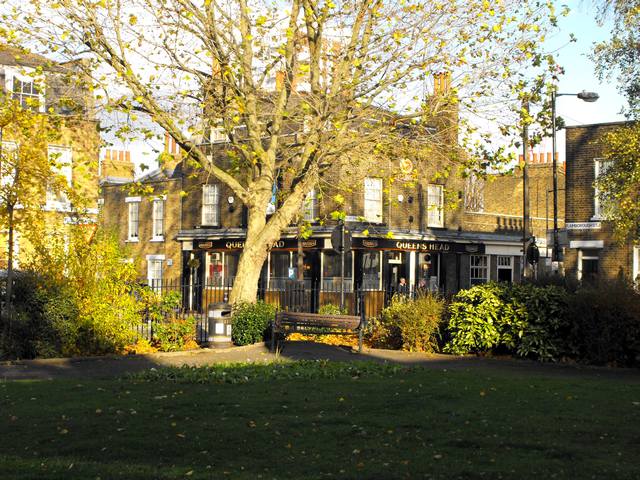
{"left": 318, "top": 303, "right": 347, "bottom": 315}
{"left": 0, "top": 272, "right": 79, "bottom": 359}
{"left": 444, "top": 282, "right": 569, "bottom": 361}
{"left": 153, "top": 316, "right": 196, "bottom": 352}
{"left": 231, "top": 301, "right": 276, "bottom": 346}
{"left": 566, "top": 281, "right": 640, "bottom": 366}
{"left": 367, "top": 293, "right": 445, "bottom": 352}
{"left": 8, "top": 228, "right": 144, "bottom": 357}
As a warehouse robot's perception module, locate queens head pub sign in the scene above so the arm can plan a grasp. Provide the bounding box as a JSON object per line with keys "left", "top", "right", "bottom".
{"left": 353, "top": 237, "right": 484, "bottom": 254}
{"left": 196, "top": 238, "right": 319, "bottom": 251}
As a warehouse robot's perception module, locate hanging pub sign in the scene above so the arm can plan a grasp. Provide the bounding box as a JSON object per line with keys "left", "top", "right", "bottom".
{"left": 196, "top": 238, "right": 320, "bottom": 251}
{"left": 351, "top": 237, "right": 484, "bottom": 254}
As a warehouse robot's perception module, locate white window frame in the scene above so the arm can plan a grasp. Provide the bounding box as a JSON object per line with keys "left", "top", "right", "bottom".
{"left": 127, "top": 200, "right": 140, "bottom": 241}
{"left": 632, "top": 246, "right": 639, "bottom": 286}
{"left": 303, "top": 188, "right": 318, "bottom": 222}
{"left": 152, "top": 197, "right": 165, "bottom": 240}
{"left": 470, "top": 255, "right": 489, "bottom": 286}
{"left": 593, "top": 158, "right": 614, "bottom": 220}
{"left": 496, "top": 255, "right": 513, "bottom": 282}
{"left": 146, "top": 255, "right": 165, "bottom": 290}
{"left": 202, "top": 184, "right": 220, "bottom": 226}
{"left": 46, "top": 146, "right": 73, "bottom": 211}
{"left": 364, "top": 177, "right": 383, "bottom": 223}
{"left": 427, "top": 184, "right": 444, "bottom": 228}
{"left": 12, "top": 77, "right": 40, "bottom": 110}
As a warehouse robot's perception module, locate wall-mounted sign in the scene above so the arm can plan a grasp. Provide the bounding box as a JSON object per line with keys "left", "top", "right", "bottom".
{"left": 566, "top": 222, "right": 602, "bottom": 230}
{"left": 196, "top": 238, "right": 320, "bottom": 250}
{"left": 352, "top": 237, "right": 484, "bottom": 254}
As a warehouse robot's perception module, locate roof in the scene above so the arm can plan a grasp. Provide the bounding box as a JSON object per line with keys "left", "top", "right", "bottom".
{"left": 565, "top": 120, "right": 635, "bottom": 130}
{"left": 0, "top": 45, "right": 62, "bottom": 70}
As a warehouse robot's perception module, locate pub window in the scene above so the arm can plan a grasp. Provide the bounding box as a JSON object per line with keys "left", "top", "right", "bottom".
{"left": 427, "top": 184, "right": 444, "bottom": 228}
{"left": 224, "top": 252, "right": 240, "bottom": 287}
{"left": 302, "top": 188, "right": 318, "bottom": 222}
{"left": 417, "top": 253, "right": 439, "bottom": 292}
{"left": 364, "top": 177, "right": 383, "bottom": 223}
{"left": 322, "top": 251, "right": 353, "bottom": 291}
{"left": 206, "top": 252, "right": 224, "bottom": 287}
{"left": 152, "top": 198, "right": 165, "bottom": 239}
{"left": 594, "top": 158, "right": 614, "bottom": 219}
{"left": 270, "top": 252, "right": 291, "bottom": 290}
{"left": 496, "top": 256, "right": 513, "bottom": 283}
{"left": 470, "top": 255, "right": 489, "bottom": 286}
{"left": 202, "top": 184, "right": 220, "bottom": 226}
{"left": 362, "top": 251, "right": 381, "bottom": 290}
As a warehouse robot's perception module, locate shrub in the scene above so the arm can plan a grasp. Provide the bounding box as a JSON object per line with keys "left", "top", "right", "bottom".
{"left": 566, "top": 281, "right": 640, "bottom": 366}
{"left": 123, "top": 338, "right": 158, "bottom": 355}
{"left": 444, "top": 283, "right": 569, "bottom": 361}
{"left": 231, "top": 301, "right": 276, "bottom": 346}
{"left": 369, "top": 293, "right": 445, "bottom": 352}
{"left": 0, "top": 273, "right": 80, "bottom": 359}
{"left": 318, "top": 303, "right": 347, "bottom": 315}
{"left": 153, "top": 316, "right": 196, "bottom": 352}
{"left": 444, "top": 283, "right": 508, "bottom": 355}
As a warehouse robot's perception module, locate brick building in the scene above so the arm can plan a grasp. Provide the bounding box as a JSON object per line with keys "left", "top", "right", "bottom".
{"left": 463, "top": 152, "right": 566, "bottom": 270}
{"left": 563, "top": 121, "right": 640, "bottom": 283}
{"left": 0, "top": 46, "right": 101, "bottom": 268}
{"left": 102, "top": 123, "right": 526, "bottom": 313}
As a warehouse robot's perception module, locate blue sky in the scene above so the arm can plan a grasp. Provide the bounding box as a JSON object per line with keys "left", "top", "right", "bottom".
{"left": 551, "top": 0, "right": 626, "bottom": 125}
{"left": 526, "top": 0, "right": 627, "bottom": 160}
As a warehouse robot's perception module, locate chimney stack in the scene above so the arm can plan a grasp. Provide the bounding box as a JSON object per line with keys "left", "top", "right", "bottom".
{"left": 100, "top": 149, "right": 134, "bottom": 182}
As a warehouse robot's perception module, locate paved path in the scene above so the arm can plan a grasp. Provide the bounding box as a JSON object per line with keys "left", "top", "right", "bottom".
{"left": 1, "top": 341, "right": 639, "bottom": 381}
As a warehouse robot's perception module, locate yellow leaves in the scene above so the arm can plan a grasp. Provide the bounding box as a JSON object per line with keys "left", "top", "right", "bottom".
{"left": 128, "top": 15, "right": 137, "bottom": 26}
{"left": 255, "top": 15, "right": 267, "bottom": 27}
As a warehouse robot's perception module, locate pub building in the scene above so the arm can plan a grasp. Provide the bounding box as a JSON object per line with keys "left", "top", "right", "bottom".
{"left": 176, "top": 224, "right": 522, "bottom": 315}
{"left": 102, "top": 120, "right": 524, "bottom": 315}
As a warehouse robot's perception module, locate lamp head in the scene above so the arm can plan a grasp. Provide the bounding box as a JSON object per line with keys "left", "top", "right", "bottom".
{"left": 577, "top": 90, "right": 599, "bottom": 103}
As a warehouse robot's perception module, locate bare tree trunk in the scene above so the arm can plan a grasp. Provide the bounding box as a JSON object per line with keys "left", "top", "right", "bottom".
{"left": 229, "top": 204, "right": 270, "bottom": 304}
{"left": 229, "top": 184, "right": 309, "bottom": 304}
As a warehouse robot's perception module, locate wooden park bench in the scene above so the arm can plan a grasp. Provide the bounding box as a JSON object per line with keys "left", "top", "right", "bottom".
{"left": 271, "top": 311, "right": 366, "bottom": 353}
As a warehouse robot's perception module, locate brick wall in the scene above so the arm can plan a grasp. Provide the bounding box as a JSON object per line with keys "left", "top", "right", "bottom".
{"left": 462, "top": 157, "right": 565, "bottom": 249}
{"left": 564, "top": 122, "right": 635, "bottom": 281}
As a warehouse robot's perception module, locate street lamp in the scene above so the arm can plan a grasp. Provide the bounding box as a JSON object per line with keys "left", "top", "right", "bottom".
{"left": 550, "top": 89, "right": 599, "bottom": 263}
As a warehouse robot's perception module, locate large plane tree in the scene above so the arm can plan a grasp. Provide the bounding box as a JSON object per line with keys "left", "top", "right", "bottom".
{"left": 4, "top": 0, "right": 565, "bottom": 302}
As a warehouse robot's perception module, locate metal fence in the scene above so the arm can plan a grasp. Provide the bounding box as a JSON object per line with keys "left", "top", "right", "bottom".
{"left": 137, "top": 279, "right": 435, "bottom": 344}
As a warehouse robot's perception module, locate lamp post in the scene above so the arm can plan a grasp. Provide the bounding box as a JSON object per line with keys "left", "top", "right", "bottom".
{"left": 551, "top": 89, "right": 599, "bottom": 263}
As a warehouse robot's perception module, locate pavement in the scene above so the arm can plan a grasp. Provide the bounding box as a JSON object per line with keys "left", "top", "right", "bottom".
{"left": 1, "top": 341, "right": 639, "bottom": 381}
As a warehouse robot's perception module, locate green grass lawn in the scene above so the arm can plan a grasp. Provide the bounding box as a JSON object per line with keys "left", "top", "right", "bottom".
{"left": 1, "top": 361, "right": 639, "bottom": 480}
